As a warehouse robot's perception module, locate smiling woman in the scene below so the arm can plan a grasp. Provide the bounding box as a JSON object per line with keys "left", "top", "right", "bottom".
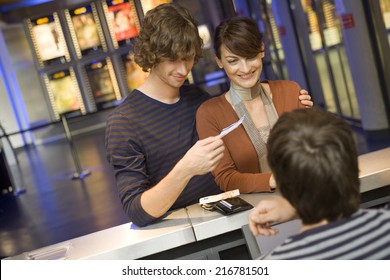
{"left": 196, "top": 17, "right": 311, "bottom": 194}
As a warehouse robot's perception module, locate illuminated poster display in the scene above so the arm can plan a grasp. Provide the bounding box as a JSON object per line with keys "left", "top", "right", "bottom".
{"left": 104, "top": 0, "right": 140, "bottom": 48}
{"left": 85, "top": 59, "right": 121, "bottom": 109}
{"left": 44, "top": 69, "right": 86, "bottom": 119}
{"left": 26, "top": 13, "right": 70, "bottom": 68}
{"left": 139, "top": 0, "right": 171, "bottom": 14}
{"left": 121, "top": 53, "right": 148, "bottom": 91}
{"left": 65, "top": 3, "right": 106, "bottom": 58}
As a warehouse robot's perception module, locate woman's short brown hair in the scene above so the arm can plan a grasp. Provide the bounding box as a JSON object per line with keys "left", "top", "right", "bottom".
{"left": 134, "top": 3, "right": 203, "bottom": 72}
{"left": 213, "top": 17, "right": 264, "bottom": 59}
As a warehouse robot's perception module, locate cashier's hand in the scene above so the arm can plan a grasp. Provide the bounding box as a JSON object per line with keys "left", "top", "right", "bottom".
{"left": 299, "top": 89, "right": 313, "bottom": 108}
{"left": 269, "top": 174, "right": 276, "bottom": 191}
{"left": 179, "top": 136, "right": 224, "bottom": 177}
{"left": 248, "top": 197, "right": 297, "bottom": 237}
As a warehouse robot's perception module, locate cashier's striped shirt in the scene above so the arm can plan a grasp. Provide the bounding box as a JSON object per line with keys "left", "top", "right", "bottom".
{"left": 267, "top": 208, "right": 390, "bottom": 259}
{"left": 105, "top": 85, "right": 221, "bottom": 227}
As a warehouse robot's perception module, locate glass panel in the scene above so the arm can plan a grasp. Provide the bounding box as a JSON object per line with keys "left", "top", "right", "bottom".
{"left": 380, "top": 0, "right": 390, "bottom": 44}
{"left": 301, "top": 0, "right": 359, "bottom": 119}
{"left": 301, "top": 0, "right": 336, "bottom": 112}
{"left": 258, "top": 0, "right": 287, "bottom": 80}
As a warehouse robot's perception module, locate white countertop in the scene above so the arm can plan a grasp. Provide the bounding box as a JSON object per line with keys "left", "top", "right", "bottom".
{"left": 5, "top": 147, "right": 390, "bottom": 260}
{"left": 8, "top": 208, "right": 194, "bottom": 260}
{"left": 359, "top": 147, "right": 390, "bottom": 192}
{"left": 186, "top": 193, "right": 280, "bottom": 241}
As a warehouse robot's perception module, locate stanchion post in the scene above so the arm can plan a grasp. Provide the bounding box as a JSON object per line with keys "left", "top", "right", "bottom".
{"left": 0, "top": 122, "right": 26, "bottom": 196}
{"left": 60, "top": 114, "right": 91, "bottom": 179}
{"left": 0, "top": 122, "right": 19, "bottom": 165}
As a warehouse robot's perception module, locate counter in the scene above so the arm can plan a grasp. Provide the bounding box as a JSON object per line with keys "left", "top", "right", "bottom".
{"left": 358, "top": 147, "right": 390, "bottom": 208}
{"left": 7, "top": 208, "right": 194, "bottom": 260}
{"left": 359, "top": 147, "right": 390, "bottom": 192}
{"left": 186, "top": 193, "right": 277, "bottom": 241}
{"left": 5, "top": 147, "right": 390, "bottom": 260}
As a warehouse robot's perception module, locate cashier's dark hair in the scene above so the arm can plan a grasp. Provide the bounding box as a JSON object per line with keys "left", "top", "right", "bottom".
{"left": 134, "top": 3, "right": 203, "bottom": 72}
{"left": 267, "top": 108, "right": 360, "bottom": 225}
{"left": 213, "top": 16, "right": 264, "bottom": 59}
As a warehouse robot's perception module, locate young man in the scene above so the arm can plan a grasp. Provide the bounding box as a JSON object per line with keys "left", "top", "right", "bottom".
{"left": 249, "top": 108, "right": 390, "bottom": 259}
{"left": 106, "top": 3, "right": 313, "bottom": 227}
{"left": 105, "top": 3, "right": 225, "bottom": 227}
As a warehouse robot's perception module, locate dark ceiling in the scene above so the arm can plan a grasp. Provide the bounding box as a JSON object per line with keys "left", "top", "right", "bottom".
{"left": 0, "top": 0, "right": 90, "bottom": 23}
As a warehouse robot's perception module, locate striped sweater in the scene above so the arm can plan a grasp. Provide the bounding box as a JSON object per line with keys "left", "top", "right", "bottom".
{"left": 267, "top": 208, "right": 390, "bottom": 259}
{"left": 105, "top": 85, "right": 221, "bottom": 226}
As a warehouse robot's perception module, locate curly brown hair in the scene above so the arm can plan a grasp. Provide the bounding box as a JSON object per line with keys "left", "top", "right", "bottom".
{"left": 134, "top": 3, "right": 203, "bottom": 72}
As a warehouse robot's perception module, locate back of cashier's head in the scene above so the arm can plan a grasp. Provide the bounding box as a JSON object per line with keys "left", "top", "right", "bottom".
{"left": 134, "top": 3, "right": 203, "bottom": 72}
{"left": 267, "top": 107, "right": 360, "bottom": 225}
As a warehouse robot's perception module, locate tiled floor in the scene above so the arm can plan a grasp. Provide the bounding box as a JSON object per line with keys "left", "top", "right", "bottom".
{"left": 1, "top": 123, "right": 390, "bottom": 259}
{"left": 0, "top": 127, "right": 129, "bottom": 259}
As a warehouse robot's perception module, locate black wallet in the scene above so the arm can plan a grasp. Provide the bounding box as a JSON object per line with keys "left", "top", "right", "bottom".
{"left": 214, "top": 197, "right": 253, "bottom": 215}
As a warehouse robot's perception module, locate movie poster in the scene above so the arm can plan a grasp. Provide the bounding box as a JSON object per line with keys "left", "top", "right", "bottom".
{"left": 106, "top": 0, "right": 139, "bottom": 43}
{"left": 48, "top": 71, "right": 81, "bottom": 115}
{"left": 139, "top": 0, "right": 171, "bottom": 14}
{"left": 122, "top": 53, "right": 148, "bottom": 91}
{"left": 71, "top": 12, "right": 101, "bottom": 51}
{"left": 29, "top": 14, "right": 68, "bottom": 64}
{"left": 85, "top": 61, "right": 116, "bottom": 105}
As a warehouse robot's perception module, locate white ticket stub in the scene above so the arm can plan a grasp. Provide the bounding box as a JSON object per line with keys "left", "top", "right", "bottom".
{"left": 219, "top": 115, "right": 245, "bottom": 137}
{"left": 199, "top": 189, "right": 240, "bottom": 204}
